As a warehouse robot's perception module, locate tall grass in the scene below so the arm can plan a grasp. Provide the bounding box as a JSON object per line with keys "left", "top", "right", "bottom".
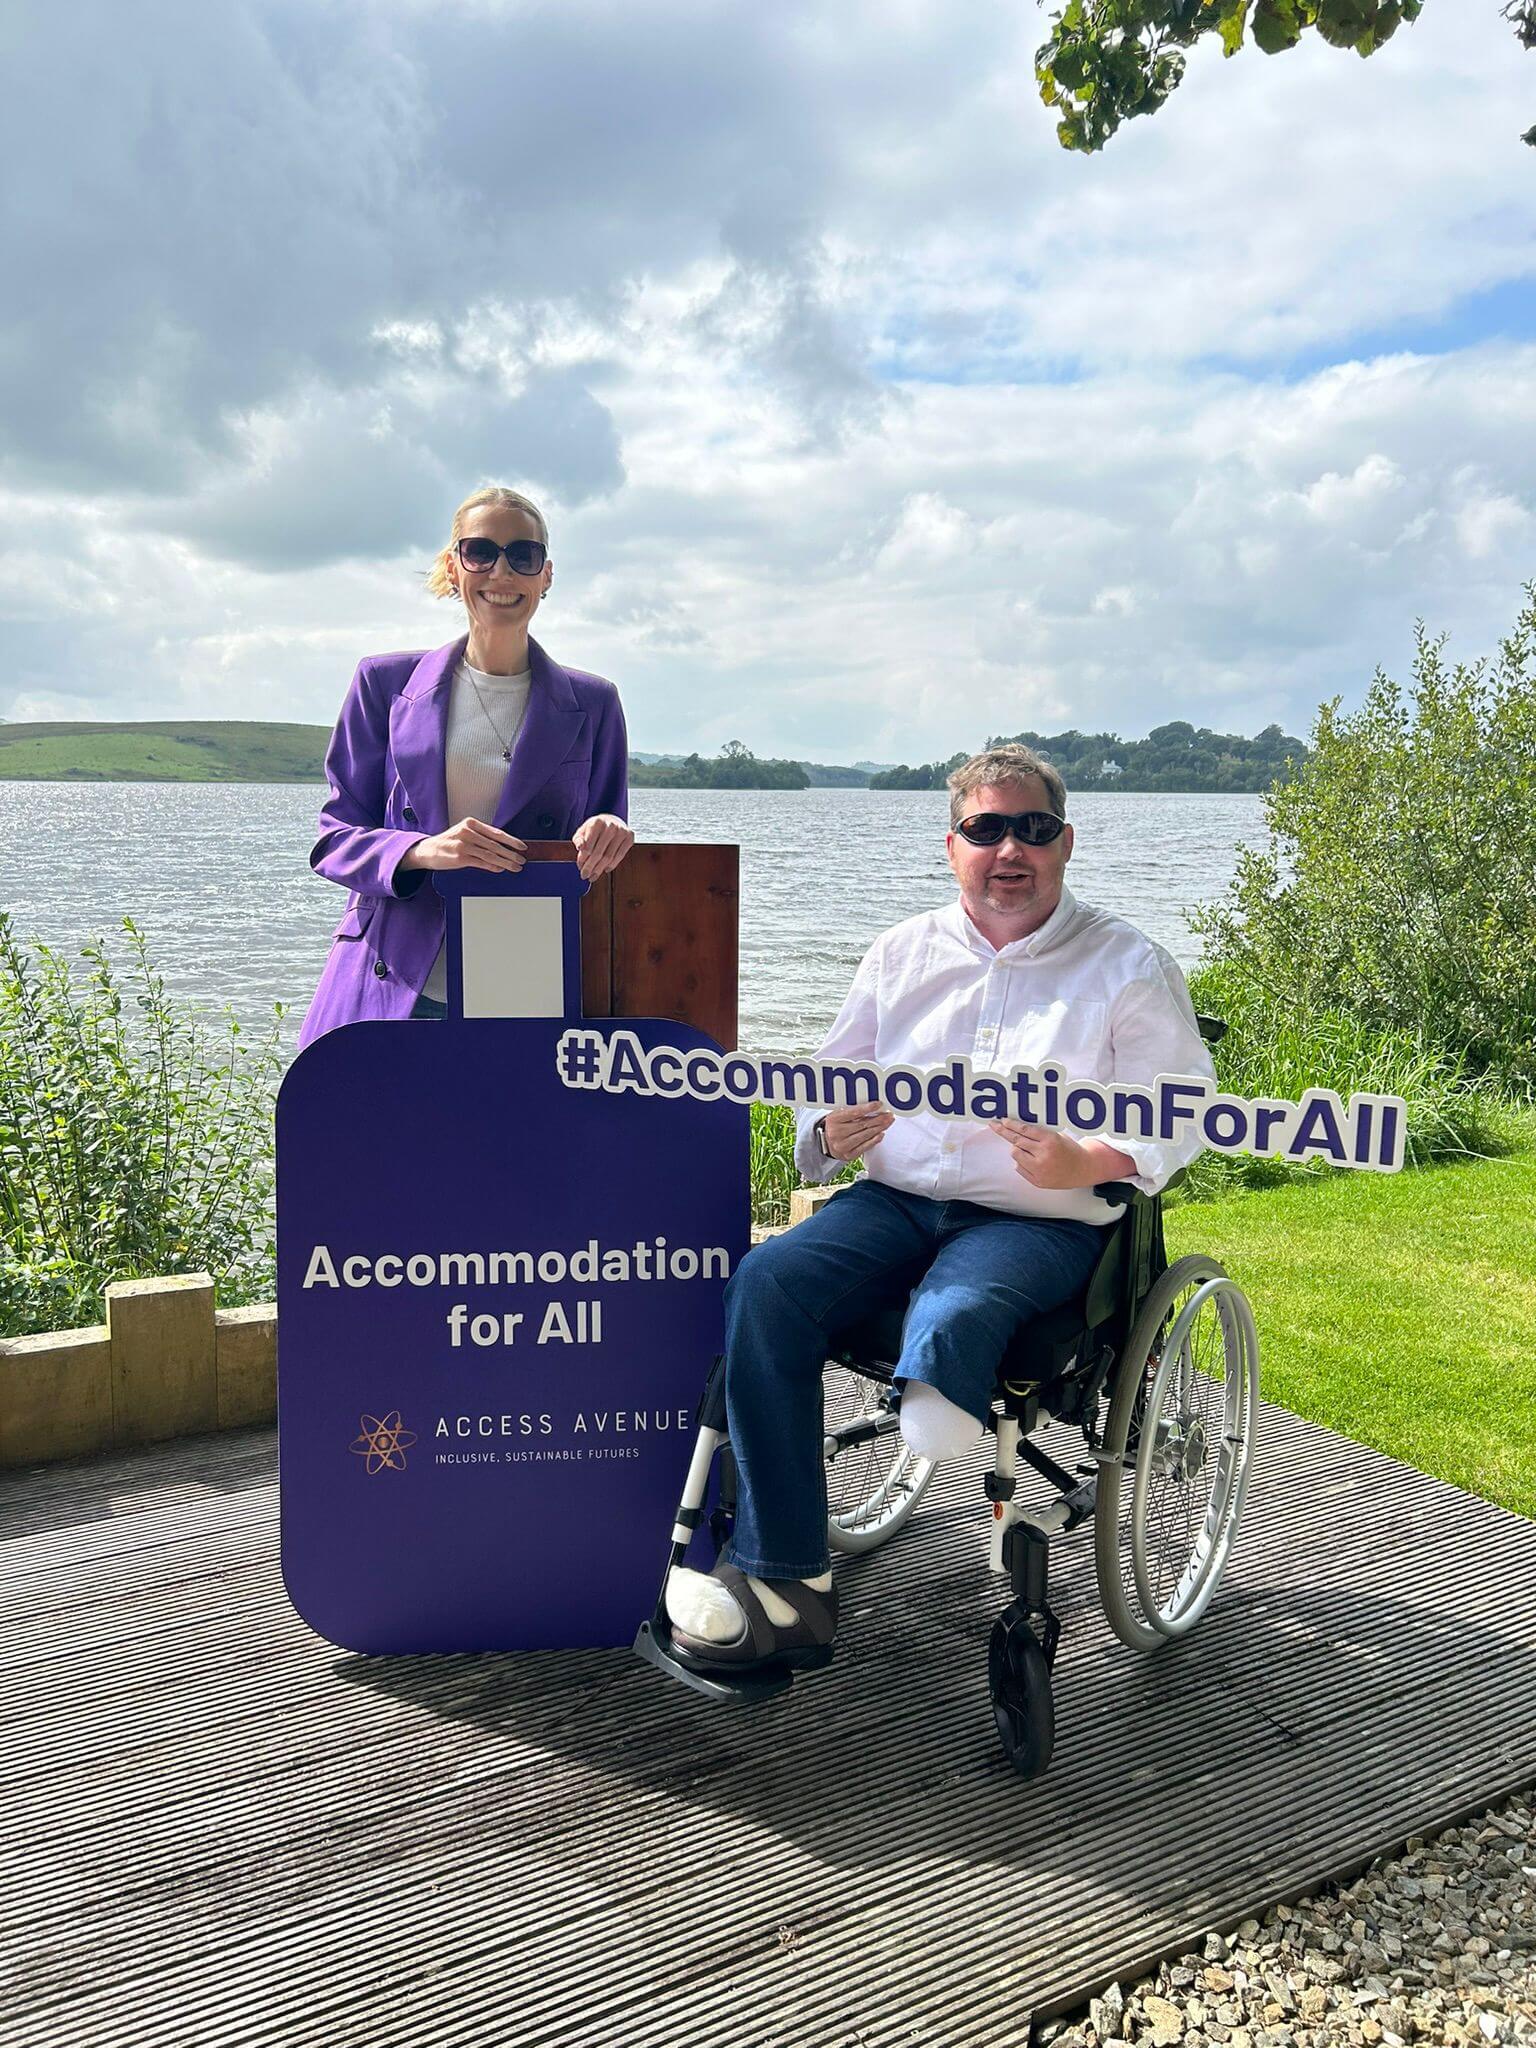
{"left": 749, "top": 1102, "right": 802, "bottom": 1226}
{"left": 0, "top": 916, "right": 283, "bottom": 1337}
{"left": 1177, "top": 956, "right": 1511, "bottom": 1201}
{"left": 748, "top": 1101, "right": 858, "bottom": 1225}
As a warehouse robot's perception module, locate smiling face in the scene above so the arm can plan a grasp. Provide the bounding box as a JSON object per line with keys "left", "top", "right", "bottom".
{"left": 945, "top": 776, "right": 1074, "bottom": 943}
{"left": 447, "top": 502, "right": 551, "bottom": 641}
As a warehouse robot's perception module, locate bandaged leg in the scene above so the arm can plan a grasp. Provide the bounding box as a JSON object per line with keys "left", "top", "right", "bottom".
{"left": 898, "top": 1378, "right": 984, "bottom": 1460}
{"left": 666, "top": 1565, "right": 835, "bottom": 1646}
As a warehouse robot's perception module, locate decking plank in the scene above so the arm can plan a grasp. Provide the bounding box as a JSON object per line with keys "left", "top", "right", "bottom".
{"left": 3, "top": 1404, "right": 1533, "bottom": 2047}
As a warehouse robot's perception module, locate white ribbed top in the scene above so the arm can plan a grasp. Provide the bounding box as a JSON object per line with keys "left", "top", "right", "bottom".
{"left": 419, "top": 659, "right": 532, "bottom": 1002}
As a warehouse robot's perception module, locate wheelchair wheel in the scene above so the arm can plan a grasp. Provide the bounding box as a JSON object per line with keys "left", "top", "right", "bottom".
{"left": 1095, "top": 1255, "right": 1258, "bottom": 1651}
{"left": 823, "top": 1363, "right": 937, "bottom": 1555}
{"left": 988, "top": 1603, "right": 1056, "bottom": 1776}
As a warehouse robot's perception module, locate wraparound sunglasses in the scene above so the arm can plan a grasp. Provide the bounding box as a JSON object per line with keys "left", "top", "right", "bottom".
{"left": 954, "top": 810, "right": 1067, "bottom": 847}
{"left": 455, "top": 536, "right": 548, "bottom": 575}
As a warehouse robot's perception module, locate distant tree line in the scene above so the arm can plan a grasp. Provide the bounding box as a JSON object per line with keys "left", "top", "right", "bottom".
{"left": 629, "top": 740, "right": 810, "bottom": 790}
{"left": 868, "top": 722, "right": 1308, "bottom": 794}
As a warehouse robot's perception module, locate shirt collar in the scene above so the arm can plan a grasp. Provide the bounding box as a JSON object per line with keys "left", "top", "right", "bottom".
{"left": 948, "top": 883, "right": 1079, "bottom": 961}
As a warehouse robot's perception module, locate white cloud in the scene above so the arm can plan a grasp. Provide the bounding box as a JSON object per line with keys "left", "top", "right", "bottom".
{"left": 876, "top": 493, "right": 976, "bottom": 570}
{"left": 1, "top": 0, "right": 1533, "bottom": 758}
{"left": 1452, "top": 477, "right": 1532, "bottom": 560}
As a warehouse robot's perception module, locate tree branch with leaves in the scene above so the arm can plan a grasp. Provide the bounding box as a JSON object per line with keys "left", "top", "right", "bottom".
{"left": 1036, "top": 1, "right": 1534, "bottom": 153}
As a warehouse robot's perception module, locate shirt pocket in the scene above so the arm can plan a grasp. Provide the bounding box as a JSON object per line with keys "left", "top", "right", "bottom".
{"left": 1008, "top": 997, "right": 1108, "bottom": 1079}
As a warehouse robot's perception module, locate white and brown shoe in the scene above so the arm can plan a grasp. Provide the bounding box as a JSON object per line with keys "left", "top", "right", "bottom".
{"left": 666, "top": 1562, "right": 838, "bottom": 1675}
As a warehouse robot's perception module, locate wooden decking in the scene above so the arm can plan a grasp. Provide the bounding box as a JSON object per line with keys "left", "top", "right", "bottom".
{"left": 4, "top": 1405, "right": 1535, "bottom": 2047}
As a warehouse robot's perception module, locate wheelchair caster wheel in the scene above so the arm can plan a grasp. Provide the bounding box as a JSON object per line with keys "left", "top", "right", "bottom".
{"left": 988, "top": 1604, "right": 1056, "bottom": 1777}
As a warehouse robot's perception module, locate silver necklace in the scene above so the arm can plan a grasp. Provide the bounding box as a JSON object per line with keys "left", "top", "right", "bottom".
{"left": 463, "top": 662, "right": 521, "bottom": 762}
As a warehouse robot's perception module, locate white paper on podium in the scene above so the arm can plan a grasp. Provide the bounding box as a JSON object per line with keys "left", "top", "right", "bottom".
{"left": 460, "top": 897, "right": 567, "bottom": 1018}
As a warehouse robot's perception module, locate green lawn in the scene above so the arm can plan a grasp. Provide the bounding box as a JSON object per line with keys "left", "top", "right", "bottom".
{"left": 1165, "top": 1132, "right": 1536, "bottom": 1519}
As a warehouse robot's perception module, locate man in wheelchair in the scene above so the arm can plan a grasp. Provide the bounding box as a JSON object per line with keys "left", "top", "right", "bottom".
{"left": 663, "top": 744, "right": 1216, "bottom": 1676}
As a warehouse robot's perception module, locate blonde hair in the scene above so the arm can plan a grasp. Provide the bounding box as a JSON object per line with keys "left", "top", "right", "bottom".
{"left": 427, "top": 485, "right": 550, "bottom": 598}
{"left": 947, "top": 744, "right": 1067, "bottom": 823}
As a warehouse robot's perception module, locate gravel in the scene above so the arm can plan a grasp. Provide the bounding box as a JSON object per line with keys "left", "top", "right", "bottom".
{"left": 1035, "top": 1789, "right": 1536, "bottom": 2048}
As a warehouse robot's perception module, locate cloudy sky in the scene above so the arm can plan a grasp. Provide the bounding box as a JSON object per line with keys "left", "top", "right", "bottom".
{"left": 4, "top": 1, "right": 1533, "bottom": 761}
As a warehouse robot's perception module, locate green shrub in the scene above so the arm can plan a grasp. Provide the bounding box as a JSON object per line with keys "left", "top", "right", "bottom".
{"left": 1191, "top": 591, "right": 1536, "bottom": 1092}
{"left": 0, "top": 916, "right": 283, "bottom": 1337}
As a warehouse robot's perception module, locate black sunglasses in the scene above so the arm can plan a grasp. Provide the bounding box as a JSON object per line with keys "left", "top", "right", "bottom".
{"left": 455, "top": 536, "right": 548, "bottom": 575}
{"left": 954, "top": 810, "right": 1066, "bottom": 847}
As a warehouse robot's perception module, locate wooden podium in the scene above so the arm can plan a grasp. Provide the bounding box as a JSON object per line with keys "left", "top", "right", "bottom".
{"left": 527, "top": 840, "right": 740, "bottom": 1051}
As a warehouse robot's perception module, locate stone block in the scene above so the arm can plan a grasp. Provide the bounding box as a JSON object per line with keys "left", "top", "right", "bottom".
{"left": 215, "top": 1304, "right": 277, "bottom": 1428}
{"left": 0, "top": 1325, "right": 113, "bottom": 1466}
{"left": 106, "top": 1273, "right": 217, "bottom": 1446}
{"left": 787, "top": 1185, "right": 846, "bottom": 1228}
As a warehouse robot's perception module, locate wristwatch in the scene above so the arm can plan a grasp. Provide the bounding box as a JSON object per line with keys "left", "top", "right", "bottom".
{"left": 813, "top": 1117, "right": 833, "bottom": 1160}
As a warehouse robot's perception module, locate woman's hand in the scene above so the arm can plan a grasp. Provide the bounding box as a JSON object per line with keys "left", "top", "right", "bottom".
{"left": 820, "top": 1105, "right": 895, "bottom": 1162}
{"left": 991, "top": 1119, "right": 1135, "bottom": 1190}
{"left": 572, "top": 813, "right": 634, "bottom": 881}
{"left": 399, "top": 818, "right": 527, "bottom": 874}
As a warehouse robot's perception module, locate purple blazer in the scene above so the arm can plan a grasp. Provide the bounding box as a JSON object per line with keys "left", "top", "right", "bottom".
{"left": 297, "top": 635, "right": 627, "bottom": 1049}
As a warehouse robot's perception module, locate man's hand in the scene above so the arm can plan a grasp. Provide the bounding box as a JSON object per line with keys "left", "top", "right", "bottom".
{"left": 572, "top": 813, "right": 634, "bottom": 880}
{"left": 399, "top": 818, "right": 527, "bottom": 874}
{"left": 991, "top": 1119, "right": 1136, "bottom": 1190}
{"left": 820, "top": 1105, "right": 895, "bottom": 1162}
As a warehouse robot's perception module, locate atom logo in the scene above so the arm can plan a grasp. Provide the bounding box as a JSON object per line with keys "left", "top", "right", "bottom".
{"left": 350, "top": 1411, "right": 417, "bottom": 1474}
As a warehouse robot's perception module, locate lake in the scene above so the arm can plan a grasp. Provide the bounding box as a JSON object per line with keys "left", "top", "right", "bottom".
{"left": 0, "top": 784, "right": 1267, "bottom": 1054}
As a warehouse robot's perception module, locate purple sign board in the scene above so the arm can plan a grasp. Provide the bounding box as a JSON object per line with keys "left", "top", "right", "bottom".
{"left": 276, "top": 868, "right": 748, "bottom": 1652}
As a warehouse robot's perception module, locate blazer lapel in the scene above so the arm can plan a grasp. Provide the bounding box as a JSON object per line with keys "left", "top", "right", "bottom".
{"left": 494, "top": 636, "right": 586, "bottom": 828}
{"left": 389, "top": 639, "right": 462, "bottom": 836}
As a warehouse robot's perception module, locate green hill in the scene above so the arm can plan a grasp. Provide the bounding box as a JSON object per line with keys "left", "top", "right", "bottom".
{"left": 0, "top": 723, "right": 879, "bottom": 787}
{"left": 0, "top": 721, "right": 331, "bottom": 782}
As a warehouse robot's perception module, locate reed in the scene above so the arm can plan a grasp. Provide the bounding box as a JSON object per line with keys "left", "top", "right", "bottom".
{"left": 1178, "top": 956, "right": 1511, "bottom": 1200}
{"left": 0, "top": 916, "right": 283, "bottom": 1337}
{"left": 748, "top": 1101, "right": 860, "bottom": 1225}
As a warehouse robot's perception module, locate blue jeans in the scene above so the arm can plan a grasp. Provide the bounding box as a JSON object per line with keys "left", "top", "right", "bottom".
{"left": 724, "top": 1180, "right": 1106, "bottom": 1578}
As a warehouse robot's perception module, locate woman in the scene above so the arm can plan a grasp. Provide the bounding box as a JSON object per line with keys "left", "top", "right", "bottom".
{"left": 298, "top": 486, "right": 633, "bottom": 1048}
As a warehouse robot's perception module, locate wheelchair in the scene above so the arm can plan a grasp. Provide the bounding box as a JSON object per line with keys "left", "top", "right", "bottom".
{"left": 635, "top": 1025, "right": 1259, "bottom": 1778}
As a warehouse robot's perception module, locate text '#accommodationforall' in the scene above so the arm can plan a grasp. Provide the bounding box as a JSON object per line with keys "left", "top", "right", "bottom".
{"left": 554, "top": 1029, "right": 1407, "bottom": 1173}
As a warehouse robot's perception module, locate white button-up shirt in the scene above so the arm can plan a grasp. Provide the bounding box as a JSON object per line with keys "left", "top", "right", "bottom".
{"left": 793, "top": 885, "right": 1216, "bottom": 1225}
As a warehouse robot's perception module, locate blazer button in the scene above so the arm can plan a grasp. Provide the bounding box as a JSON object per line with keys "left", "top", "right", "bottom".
{"left": 403, "top": 806, "right": 416, "bottom": 823}
{"left": 538, "top": 812, "right": 556, "bottom": 830}
{"left": 373, "top": 960, "right": 388, "bottom": 979}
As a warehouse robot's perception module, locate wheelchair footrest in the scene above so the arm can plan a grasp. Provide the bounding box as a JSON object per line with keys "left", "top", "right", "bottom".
{"left": 632, "top": 1619, "right": 799, "bottom": 1704}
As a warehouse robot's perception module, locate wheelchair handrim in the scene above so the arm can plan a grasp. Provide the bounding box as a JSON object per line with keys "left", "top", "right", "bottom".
{"left": 823, "top": 1368, "right": 936, "bottom": 1553}
{"left": 828, "top": 1436, "right": 928, "bottom": 1529}
{"left": 1129, "top": 1276, "right": 1258, "bottom": 1635}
